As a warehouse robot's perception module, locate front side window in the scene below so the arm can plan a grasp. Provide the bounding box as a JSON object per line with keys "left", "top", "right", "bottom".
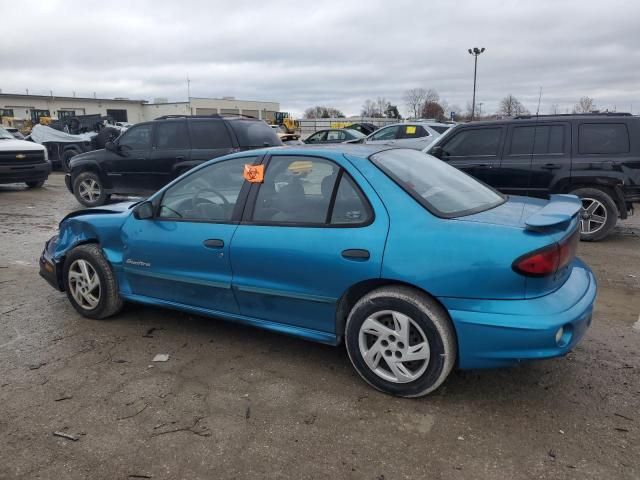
{"left": 371, "top": 149, "right": 505, "bottom": 217}
{"left": 306, "top": 131, "right": 327, "bottom": 143}
{"left": 154, "top": 121, "right": 190, "bottom": 149}
{"left": 119, "top": 124, "right": 153, "bottom": 149}
{"left": 370, "top": 126, "right": 399, "bottom": 141}
{"left": 252, "top": 156, "right": 371, "bottom": 226}
{"left": 579, "top": 123, "right": 629, "bottom": 154}
{"left": 158, "top": 157, "right": 252, "bottom": 222}
{"left": 442, "top": 127, "right": 502, "bottom": 157}
{"left": 509, "top": 125, "right": 565, "bottom": 155}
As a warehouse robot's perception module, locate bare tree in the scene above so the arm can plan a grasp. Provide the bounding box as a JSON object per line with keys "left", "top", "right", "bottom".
{"left": 361, "top": 99, "right": 378, "bottom": 117}
{"left": 403, "top": 88, "right": 427, "bottom": 119}
{"left": 376, "top": 97, "right": 390, "bottom": 117}
{"left": 574, "top": 96, "right": 594, "bottom": 114}
{"left": 549, "top": 104, "right": 560, "bottom": 115}
{"left": 424, "top": 89, "right": 440, "bottom": 105}
{"left": 498, "top": 94, "right": 528, "bottom": 117}
{"left": 303, "top": 105, "right": 345, "bottom": 119}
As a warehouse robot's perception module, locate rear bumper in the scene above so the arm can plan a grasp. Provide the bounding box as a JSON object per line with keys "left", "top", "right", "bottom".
{"left": 39, "top": 235, "right": 65, "bottom": 291}
{"left": 0, "top": 161, "right": 51, "bottom": 184}
{"left": 440, "top": 259, "right": 596, "bottom": 369}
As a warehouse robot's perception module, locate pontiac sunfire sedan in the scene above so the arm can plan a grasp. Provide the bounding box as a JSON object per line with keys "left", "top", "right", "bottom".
{"left": 40, "top": 145, "right": 596, "bottom": 397}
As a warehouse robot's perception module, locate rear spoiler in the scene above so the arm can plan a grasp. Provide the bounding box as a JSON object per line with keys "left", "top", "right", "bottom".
{"left": 525, "top": 194, "right": 582, "bottom": 231}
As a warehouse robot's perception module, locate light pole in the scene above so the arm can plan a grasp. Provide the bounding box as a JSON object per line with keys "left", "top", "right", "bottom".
{"left": 468, "top": 47, "right": 485, "bottom": 121}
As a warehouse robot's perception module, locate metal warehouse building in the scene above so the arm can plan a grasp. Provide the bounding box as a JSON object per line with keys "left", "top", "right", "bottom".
{"left": 0, "top": 93, "right": 280, "bottom": 125}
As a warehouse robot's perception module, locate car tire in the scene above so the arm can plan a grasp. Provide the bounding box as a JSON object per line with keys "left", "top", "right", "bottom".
{"left": 73, "top": 171, "right": 109, "bottom": 207}
{"left": 63, "top": 244, "right": 123, "bottom": 320}
{"left": 570, "top": 187, "right": 619, "bottom": 241}
{"left": 61, "top": 149, "right": 78, "bottom": 172}
{"left": 25, "top": 180, "right": 45, "bottom": 188}
{"left": 345, "top": 285, "right": 457, "bottom": 397}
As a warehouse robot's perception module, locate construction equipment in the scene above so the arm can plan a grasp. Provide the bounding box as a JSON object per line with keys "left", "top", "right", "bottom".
{"left": 274, "top": 112, "right": 300, "bottom": 138}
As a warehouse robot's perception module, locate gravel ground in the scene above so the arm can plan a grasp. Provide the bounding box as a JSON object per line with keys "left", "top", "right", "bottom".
{"left": 0, "top": 173, "right": 639, "bottom": 480}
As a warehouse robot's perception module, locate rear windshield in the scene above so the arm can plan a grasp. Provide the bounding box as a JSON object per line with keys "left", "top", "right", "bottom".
{"left": 228, "top": 120, "right": 283, "bottom": 148}
{"left": 370, "top": 149, "right": 505, "bottom": 218}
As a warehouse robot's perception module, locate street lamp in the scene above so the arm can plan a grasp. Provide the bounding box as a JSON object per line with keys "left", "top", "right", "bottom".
{"left": 468, "top": 47, "right": 485, "bottom": 121}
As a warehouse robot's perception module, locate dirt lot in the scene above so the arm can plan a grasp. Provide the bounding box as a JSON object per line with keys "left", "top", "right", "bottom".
{"left": 1, "top": 173, "right": 639, "bottom": 480}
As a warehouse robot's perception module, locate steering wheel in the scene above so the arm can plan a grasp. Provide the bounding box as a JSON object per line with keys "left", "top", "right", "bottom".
{"left": 191, "top": 188, "right": 230, "bottom": 217}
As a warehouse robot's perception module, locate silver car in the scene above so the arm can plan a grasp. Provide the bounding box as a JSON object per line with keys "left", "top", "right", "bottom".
{"left": 364, "top": 121, "right": 452, "bottom": 150}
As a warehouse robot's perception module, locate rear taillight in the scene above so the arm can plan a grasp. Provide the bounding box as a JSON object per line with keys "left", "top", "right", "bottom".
{"left": 512, "top": 230, "right": 579, "bottom": 277}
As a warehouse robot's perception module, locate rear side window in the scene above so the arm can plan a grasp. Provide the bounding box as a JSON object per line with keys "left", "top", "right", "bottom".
{"left": 398, "top": 125, "right": 429, "bottom": 139}
{"left": 579, "top": 123, "right": 629, "bottom": 154}
{"left": 326, "top": 130, "right": 346, "bottom": 141}
{"left": 331, "top": 174, "right": 371, "bottom": 225}
{"left": 442, "top": 128, "right": 502, "bottom": 157}
{"left": 189, "top": 120, "right": 233, "bottom": 149}
{"left": 509, "top": 125, "right": 565, "bottom": 155}
{"left": 431, "top": 126, "right": 450, "bottom": 134}
{"left": 228, "top": 120, "right": 282, "bottom": 147}
{"left": 154, "top": 121, "right": 190, "bottom": 149}
{"left": 371, "top": 149, "right": 505, "bottom": 218}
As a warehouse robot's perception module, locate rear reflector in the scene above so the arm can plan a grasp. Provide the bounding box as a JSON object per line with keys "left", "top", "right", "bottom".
{"left": 512, "top": 229, "right": 580, "bottom": 277}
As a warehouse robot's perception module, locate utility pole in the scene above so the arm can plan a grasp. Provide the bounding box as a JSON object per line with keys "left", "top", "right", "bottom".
{"left": 468, "top": 47, "right": 485, "bottom": 121}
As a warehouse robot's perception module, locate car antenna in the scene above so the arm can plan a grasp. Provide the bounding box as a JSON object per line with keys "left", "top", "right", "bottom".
{"left": 523, "top": 87, "right": 543, "bottom": 221}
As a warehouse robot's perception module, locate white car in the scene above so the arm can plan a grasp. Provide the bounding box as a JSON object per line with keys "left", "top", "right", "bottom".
{"left": 364, "top": 121, "right": 452, "bottom": 150}
{"left": 0, "top": 126, "right": 50, "bottom": 188}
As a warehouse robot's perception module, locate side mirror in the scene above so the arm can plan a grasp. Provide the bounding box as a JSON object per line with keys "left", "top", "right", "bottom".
{"left": 105, "top": 141, "right": 116, "bottom": 152}
{"left": 133, "top": 201, "right": 154, "bottom": 220}
{"left": 430, "top": 145, "right": 444, "bottom": 159}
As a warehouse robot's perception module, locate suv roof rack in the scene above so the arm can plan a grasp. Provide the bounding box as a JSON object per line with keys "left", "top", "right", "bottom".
{"left": 514, "top": 112, "right": 633, "bottom": 119}
{"left": 154, "top": 114, "right": 258, "bottom": 120}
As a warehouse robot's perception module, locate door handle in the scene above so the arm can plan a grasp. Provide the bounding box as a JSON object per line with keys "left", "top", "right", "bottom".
{"left": 175, "top": 155, "right": 185, "bottom": 161}
{"left": 477, "top": 163, "right": 492, "bottom": 169}
{"left": 541, "top": 163, "right": 561, "bottom": 170}
{"left": 342, "top": 249, "right": 370, "bottom": 261}
{"left": 203, "top": 239, "right": 224, "bottom": 249}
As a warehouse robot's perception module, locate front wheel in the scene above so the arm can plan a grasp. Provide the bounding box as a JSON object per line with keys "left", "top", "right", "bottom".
{"left": 570, "top": 187, "right": 619, "bottom": 241}
{"left": 73, "top": 171, "right": 109, "bottom": 207}
{"left": 345, "top": 286, "right": 457, "bottom": 397}
{"left": 63, "top": 244, "right": 123, "bottom": 319}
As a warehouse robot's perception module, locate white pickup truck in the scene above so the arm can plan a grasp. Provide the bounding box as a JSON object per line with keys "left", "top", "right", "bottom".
{"left": 0, "top": 126, "right": 51, "bottom": 188}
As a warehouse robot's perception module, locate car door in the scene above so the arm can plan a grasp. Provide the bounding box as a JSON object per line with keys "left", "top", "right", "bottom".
{"left": 365, "top": 125, "right": 401, "bottom": 145}
{"left": 120, "top": 155, "right": 256, "bottom": 314}
{"left": 437, "top": 126, "right": 505, "bottom": 185}
{"left": 230, "top": 154, "right": 390, "bottom": 336}
{"left": 147, "top": 120, "right": 191, "bottom": 190}
{"left": 497, "top": 123, "right": 570, "bottom": 196}
{"left": 105, "top": 123, "right": 154, "bottom": 192}
{"left": 188, "top": 119, "right": 236, "bottom": 164}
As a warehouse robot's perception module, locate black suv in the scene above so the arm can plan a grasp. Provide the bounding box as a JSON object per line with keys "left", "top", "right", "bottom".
{"left": 428, "top": 113, "right": 640, "bottom": 240}
{"left": 65, "top": 115, "right": 282, "bottom": 206}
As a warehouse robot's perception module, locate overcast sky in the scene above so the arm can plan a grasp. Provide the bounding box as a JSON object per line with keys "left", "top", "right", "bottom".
{"left": 2, "top": 0, "right": 639, "bottom": 117}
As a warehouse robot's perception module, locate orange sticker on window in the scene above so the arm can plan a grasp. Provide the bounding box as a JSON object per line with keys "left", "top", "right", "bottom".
{"left": 243, "top": 164, "right": 264, "bottom": 183}
{"left": 405, "top": 125, "right": 416, "bottom": 134}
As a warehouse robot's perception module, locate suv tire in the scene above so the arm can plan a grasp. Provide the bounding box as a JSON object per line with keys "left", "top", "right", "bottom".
{"left": 345, "top": 285, "right": 456, "bottom": 397}
{"left": 570, "top": 187, "right": 619, "bottom": 241}
{"left": 74, "top": 171, "right": 110, "bottom": 207}
{"left": 62, "top": 149, "right": 78, "bottom": 172}
{"left": 63, "top": 244, "right": 123, "bottom": 319}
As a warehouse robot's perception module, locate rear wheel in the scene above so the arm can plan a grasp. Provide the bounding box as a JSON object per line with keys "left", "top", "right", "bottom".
{"left": 345, "top": 286, "right": 456, "bottom": 397}
{"left": 570, "top": 187, "right": 619, "bottom": 241}
{"left": 63, "top": 244, "right": 123, "bottom": 319}
{"left": 73, "top": 171, "right": 109, "bottom": 207}
{"left": 25, "top": 180, "right": 45, "bottom": 188}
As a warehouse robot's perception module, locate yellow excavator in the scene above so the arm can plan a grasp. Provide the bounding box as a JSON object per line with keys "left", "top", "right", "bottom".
{"left": 273, "top": 112, "right": 300, "bottom": 141}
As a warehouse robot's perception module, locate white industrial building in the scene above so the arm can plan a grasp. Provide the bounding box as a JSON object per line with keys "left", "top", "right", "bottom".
{"left": 0, "top": 93, "right": 280, "bottom": 125}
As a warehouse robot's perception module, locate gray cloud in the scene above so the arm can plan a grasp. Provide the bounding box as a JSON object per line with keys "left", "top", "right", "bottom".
{"left": 1, "top": 0, "right": 639, "bottom": 116}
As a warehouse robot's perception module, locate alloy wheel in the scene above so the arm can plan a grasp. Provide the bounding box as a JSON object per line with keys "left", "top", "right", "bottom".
{"left": 579, "top": 197, "right": 607, "bottom": 234}
{"left": 358, "top": 310, "right": 430, "bottom": 383}
{"left": 68, "top": 259, "right": 101, "bottom": 310}
{"left": 78, "top": 179, "right": 101, "bottom": 202}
